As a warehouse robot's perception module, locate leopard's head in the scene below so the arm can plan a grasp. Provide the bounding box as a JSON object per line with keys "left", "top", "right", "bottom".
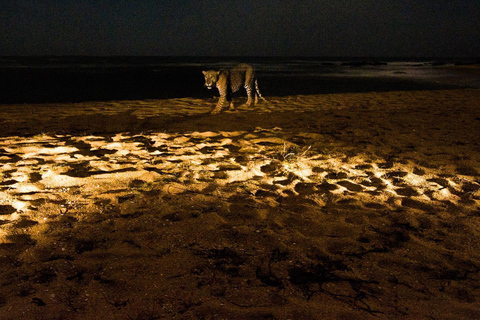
{"left": 202, "top": 70, "right": 221, "bottom": 89}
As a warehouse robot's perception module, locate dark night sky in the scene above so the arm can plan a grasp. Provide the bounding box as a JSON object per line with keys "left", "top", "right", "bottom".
{"left": 1, "top": 0, "right": 479, "bottom": 57}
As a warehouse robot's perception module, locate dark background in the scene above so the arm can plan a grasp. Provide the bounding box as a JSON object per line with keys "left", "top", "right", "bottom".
{"left": 1, "top": 1, "right": 479, "bottom": 57}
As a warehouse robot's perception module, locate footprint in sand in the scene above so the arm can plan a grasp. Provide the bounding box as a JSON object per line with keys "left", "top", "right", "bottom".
{"left": 0, "top": 205, "right": 16, "bottom": 218}
{"left": 337, "top": 180, "right": 364, "bottom": 192}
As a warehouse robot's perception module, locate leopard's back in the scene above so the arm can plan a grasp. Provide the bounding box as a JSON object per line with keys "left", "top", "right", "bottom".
{"left": 228, "top": 64, "right": 255, "bottom": 93}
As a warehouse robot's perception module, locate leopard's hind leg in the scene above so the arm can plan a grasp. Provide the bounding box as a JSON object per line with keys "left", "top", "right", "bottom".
{"left": 254, "top": 79, "right": 267, "bottom": 104}
{"left": 242, "top": 66, "right": 256, "bottom": 107}
{"left": 244, "top": 83, "right": 254, "bottom": 106}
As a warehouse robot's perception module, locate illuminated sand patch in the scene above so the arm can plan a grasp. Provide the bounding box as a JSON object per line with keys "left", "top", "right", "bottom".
{"left": 1, "top": 128, "right": 479, "bottom": 232}
{"left": 2, "top": 129, "right": 479, "bottom": 319}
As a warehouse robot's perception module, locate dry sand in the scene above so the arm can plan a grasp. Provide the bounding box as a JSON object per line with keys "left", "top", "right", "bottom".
{"left": 1, "top": 89, "right": 480, "bottom": 319}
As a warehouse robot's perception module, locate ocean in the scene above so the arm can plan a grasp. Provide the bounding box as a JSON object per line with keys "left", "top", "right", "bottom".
{"left": 0, "top": 56, "right": 479, "bottom": 104}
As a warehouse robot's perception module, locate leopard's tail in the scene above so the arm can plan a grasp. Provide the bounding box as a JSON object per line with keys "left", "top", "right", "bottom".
{"left": 255, "top": 79, "right": 267, "bottom": 102}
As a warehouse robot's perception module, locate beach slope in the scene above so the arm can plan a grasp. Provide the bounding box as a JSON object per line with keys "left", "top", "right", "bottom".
{"left": 1, "top": 89, "right": 480, "bottom": 319}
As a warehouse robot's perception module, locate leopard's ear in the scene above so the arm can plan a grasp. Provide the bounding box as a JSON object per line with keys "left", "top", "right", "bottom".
{"left": 202, "top": 71, "right": 207, "bottom": 75}
{"left": 215, "top": 71, "right": 221, "bottom": 76}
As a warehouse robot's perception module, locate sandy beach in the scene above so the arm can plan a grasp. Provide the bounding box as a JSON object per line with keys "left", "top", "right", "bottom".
{"left": 1, "top": 88, "right": 480, "bottom": 319}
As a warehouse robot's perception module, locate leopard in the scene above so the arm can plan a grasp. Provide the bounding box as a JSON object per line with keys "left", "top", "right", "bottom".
{"left": 202, "top": 63, "right": 266, "bottom": 114}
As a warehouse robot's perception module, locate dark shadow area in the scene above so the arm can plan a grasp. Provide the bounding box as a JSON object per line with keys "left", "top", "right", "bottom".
{"left": 1, "top": 56, "right": 475, "bottom": 104}
{"left": 0, "top": 65, "right": 209, "bottom": 104}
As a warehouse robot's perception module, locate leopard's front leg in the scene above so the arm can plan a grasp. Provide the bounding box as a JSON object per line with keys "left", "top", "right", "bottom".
{"left": 211, "top": 95, "right": 227, "bottom": 114}
{"left": 212, "top": 76, "right": 233, "bottom": 114}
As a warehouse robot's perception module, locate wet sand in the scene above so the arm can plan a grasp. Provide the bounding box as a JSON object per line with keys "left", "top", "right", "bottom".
{"left": 1, "top": 89, "right": 480, "bottom": 319}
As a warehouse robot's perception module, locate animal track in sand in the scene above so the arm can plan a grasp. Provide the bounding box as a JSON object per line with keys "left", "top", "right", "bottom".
{"left": 1, "top": 128, "right": 480, "bottom": 239}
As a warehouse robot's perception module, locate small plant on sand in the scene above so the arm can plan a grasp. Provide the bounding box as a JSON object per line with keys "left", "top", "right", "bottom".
{"left": 278, "top": 143, "right": 313, "bottom": 180}
{"left": 280, "top": 142, "right": 312, "bottom": 163}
